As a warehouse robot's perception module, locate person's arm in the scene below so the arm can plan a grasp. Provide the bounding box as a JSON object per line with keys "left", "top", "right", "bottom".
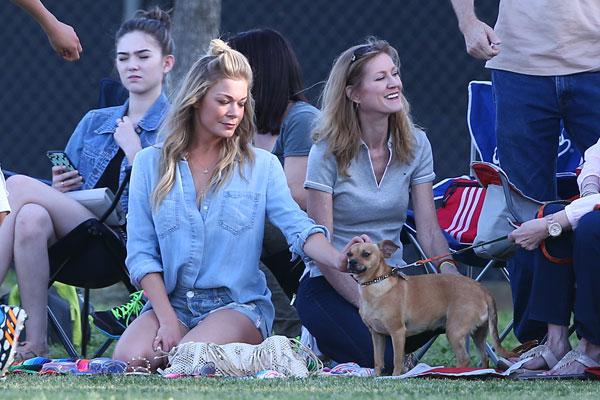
{"left": 11, "top": 0, "right": 82, "bottom": 61}
{"left": 411, "top": 182, "right": 459, "bottom": 274}
{"left": 283, "top": 156, "right": 308, "bottom": 210}
{"left": 279, "top": 105, "right": 320, "bottom": 210}
{"left": 307, "top": 188, "right": 361, "bottom": 307}
{"left": 125, "top": 150, "right": 181, "bottom": 351}
{"left": 450, "top": 0, "right": 500, "bottom": 60}
{"left": 0, "top": 170, "right": 10, "bottom": 224}
{"left": 114, "top": 116, "right": 143, "bottom": 165}
{"left": 508, "top": 210, "right": 571, "bottom": 251}
{"left": 139, "top": 273, "right": 182, "bottom": 352}
{"left": 578, "top": 138, "right": 600, "bottom": 196}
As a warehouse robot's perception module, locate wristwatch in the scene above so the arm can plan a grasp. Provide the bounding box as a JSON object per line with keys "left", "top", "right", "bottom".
{"left": 545, "top": 215, "right": 562, "bottom": 237}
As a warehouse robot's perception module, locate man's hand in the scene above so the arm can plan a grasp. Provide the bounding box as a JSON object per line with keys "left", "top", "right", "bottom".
{"left": 460, "top": 18, "right": 501, "bottom": 60}
{"left": 45, "top": 19, "right": 82, "bottom": 61}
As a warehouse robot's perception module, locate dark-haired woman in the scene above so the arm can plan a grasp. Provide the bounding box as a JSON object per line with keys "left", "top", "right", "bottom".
{"left": 0, "top": 7, "right": 174, "bottom": 361}
{"left": 228, "top": 29, "right": 319, "bottom": 337}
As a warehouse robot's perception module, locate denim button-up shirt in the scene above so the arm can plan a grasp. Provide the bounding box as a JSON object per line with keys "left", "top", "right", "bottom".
{"left": 64, "top": 93, "right": 169, "bottom": 213}
{"left": 126, "top": 146, "right": 327, "bottom": 335}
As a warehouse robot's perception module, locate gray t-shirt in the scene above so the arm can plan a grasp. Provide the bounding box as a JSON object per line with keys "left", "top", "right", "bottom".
{"left": 304, "top": 128, "right": 435, "bottom": 276}
{"left": 272, "top": 101, "right": 319, "bottom": 165}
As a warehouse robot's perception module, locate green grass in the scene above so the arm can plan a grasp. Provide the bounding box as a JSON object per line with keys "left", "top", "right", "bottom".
{"left": 2, "top": 373, "right": 600, "bottom": 400}
{"left": 2, "top": 276, "right": 599, "bottom": 399}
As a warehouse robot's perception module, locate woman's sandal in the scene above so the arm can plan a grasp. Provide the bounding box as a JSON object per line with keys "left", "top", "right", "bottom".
{"left": 499, "top": 344, "right": 560, "bottom": 374}
{"left": 519, "top": 350, "right": 600, "bottom": 380}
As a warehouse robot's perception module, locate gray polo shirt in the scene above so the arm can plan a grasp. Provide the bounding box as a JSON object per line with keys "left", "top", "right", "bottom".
{"left": 304, "top": 128, "right": 435, "bottom": 276}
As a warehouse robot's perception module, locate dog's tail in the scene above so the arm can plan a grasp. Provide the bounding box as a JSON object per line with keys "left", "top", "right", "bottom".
{"left": 486, "top": 292, "right": 517, "bottom": 359}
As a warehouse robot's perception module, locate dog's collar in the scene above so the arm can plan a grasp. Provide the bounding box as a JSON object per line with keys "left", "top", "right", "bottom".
{"left": 359, "top": 271, "right": 395, "bottom": 286}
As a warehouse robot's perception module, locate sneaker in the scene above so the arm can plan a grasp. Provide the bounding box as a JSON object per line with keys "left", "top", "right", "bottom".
{"left": 92, "top": 290, "right": 145, "bottom": 338}
{"left": 0, "top": 305, "right": 27, "bottom": 378}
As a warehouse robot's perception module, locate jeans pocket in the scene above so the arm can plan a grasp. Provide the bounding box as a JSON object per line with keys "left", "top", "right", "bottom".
{"left": 218, "top": 190, "right": 260, "bottom": 235}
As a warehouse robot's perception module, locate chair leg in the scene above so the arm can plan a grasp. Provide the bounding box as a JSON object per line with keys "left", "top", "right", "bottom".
{"left": 411, "top": 335, "right": 439, "bottom": 364}
{"left": 82, "top": 289, "right": 90, "bottom": 358}
{"left": 48, "top": 305, "right": 79, "bottom": 358}
{"left": 93, "top": 338, "right": 114, "bottom": 359}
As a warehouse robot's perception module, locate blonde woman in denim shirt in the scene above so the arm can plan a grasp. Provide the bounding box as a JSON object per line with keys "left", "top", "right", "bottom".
{"left": 113, "top": 40, "right": 356, "bottom": 370}
{"left": 0, "top": 8, "right": 174, "bottom": 361}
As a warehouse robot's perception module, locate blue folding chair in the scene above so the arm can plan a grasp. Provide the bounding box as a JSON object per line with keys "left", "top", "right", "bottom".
{"left": 467, "top": 80, "right": 581, "bottom": 199}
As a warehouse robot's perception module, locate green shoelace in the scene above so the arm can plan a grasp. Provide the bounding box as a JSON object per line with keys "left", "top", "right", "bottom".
{"left": 111, "top": 290, "right": 144, "bottom": 325}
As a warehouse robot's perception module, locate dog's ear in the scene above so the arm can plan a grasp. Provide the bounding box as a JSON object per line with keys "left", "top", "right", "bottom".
{"left": 379, "top": 240, "right": 400, "bottom": 259}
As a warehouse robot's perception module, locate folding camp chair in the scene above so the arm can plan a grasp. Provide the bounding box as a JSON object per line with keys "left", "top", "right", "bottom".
{"left": 47, "top": 166, "right": 135, "bottom": 359}
{"left": 407, "top": 81, "right": 584, "bottom": 366}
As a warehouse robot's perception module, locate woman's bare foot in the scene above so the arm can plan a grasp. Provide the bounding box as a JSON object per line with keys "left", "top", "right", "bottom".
{"left": 13, "top": 341, "right": 48, "bottom": 363}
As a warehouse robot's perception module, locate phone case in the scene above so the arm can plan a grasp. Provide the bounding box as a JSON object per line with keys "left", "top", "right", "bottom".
{"left": 47, "top": 151, "right": 76, "bottom": 172}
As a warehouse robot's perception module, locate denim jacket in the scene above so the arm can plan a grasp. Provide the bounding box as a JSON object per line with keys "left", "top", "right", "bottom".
{"left": 126, "top": 145, "right": 327, "bottom": 334}
{"left": 64, "top": 93, "right": 169, "bottom": 213}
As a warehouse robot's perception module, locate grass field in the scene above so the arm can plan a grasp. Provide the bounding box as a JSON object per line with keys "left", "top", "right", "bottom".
{"left": 1, "top": 277, "right": 599, "bottom": 399}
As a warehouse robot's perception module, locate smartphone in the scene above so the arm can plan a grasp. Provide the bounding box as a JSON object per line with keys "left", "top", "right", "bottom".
{"left": 46, "top": 150, "right": 77, "bottom": 172}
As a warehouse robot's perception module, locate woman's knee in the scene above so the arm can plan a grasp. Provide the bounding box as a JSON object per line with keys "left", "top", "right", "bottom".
{"left": 5, "top": 174, "right": 41, "bottom": 199}
{"left": 14, "top": 204, "right": 53, "bottom": 243}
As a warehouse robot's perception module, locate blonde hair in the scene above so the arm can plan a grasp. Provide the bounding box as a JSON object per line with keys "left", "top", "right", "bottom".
{"left": 152, "top": 39, "right": 255, "bottom": 207}
{"left": 314, "top": 38, "right": 414, "bottom": 176}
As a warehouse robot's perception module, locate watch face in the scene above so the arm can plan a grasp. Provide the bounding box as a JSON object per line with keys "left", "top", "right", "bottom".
{"left": 548, "top": 222, "right": 562, "bottom": 237}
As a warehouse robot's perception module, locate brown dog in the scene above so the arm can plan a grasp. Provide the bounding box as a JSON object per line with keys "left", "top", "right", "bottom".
{"left": 347, "top": 240, "right": 515, "bottom": 376}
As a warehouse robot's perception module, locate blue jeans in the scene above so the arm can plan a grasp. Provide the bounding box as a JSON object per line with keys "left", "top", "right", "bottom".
{"left": 528, "top": 206, "right": 600, "bottom": 345}
{"left": 167, "top": 287, "right": 269, "bottom": 339}
{"left": 295, "top": 276, "right": 442, "bottom": 372}
{"left": 492, "top": 69, "right": 600, "bottom": 341}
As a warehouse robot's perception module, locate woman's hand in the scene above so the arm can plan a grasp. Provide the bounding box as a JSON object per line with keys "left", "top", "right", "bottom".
{"left": 337, "top": 234, "right": 371, "bottom": 271}
{"left": 114, "top": 116, "right": 142, "bottom": 164}
{"left": 153, "top": 318, "right": 183, "bottom": 353}
{"left": 508, "top": 218, "right": 548, "bottom": 251}
{"left": 51, "top": 165, "right": 83, "bottom": 192}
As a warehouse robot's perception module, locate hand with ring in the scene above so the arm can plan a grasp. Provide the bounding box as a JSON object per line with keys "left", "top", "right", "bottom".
{"left": 51, "top": 165, "right": 83, "bottom": 193}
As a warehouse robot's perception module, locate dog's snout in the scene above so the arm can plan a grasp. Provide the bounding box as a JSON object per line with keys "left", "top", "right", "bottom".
{"left": 348, "top": 259, "right": 358, "bottom": 268}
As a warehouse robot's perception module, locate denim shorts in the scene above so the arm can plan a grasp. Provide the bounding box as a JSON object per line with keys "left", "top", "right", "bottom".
{"left": 169, "top": 287, "right": 268, "bottom": 339}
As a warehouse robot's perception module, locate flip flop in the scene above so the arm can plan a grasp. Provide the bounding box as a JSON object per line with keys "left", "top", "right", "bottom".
{"left": 519, "top": 350, "right": 600, "bottom": 380}
{"left": 503, "top": 344, "right": 559, "bottom": 371}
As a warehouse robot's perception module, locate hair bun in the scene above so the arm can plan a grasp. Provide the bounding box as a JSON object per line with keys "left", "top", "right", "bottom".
{"left": 135, "top": 6, "right": 171, "bottom": 30}
{"left": 208, "top": 39, "right": 231, "bottom": 56}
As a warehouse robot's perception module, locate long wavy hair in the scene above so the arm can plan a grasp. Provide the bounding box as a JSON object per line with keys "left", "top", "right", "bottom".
{"left": 314, "top": 37, "right": 414, "bottom": 176}
{"left": 152, "top": 39, "right": 255, "bottom": 207}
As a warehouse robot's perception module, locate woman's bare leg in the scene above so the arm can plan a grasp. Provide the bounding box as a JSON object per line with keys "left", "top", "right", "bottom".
{"left": 0, "top": 175, "right": 95, "bottom": 357}
{"left": 13, "top": 204, "right": 55, "bottom": 356}
{"left": 113, "top": 310, "right": 188, "bottom": 370}
{"left": 181, "top": 309, "right": 263, "bottom": 345}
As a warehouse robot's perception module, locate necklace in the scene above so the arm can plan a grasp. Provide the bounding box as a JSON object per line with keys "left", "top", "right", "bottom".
{"left": 202, "top": 168, "right": 209, "bottom": 174}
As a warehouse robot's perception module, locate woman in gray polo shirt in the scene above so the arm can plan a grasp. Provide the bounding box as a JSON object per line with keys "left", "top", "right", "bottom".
{"left": 295, "top": 38, "right": 459, "bottom": 372}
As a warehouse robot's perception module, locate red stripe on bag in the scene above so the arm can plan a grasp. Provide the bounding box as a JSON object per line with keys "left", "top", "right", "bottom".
{"left": 437, "top": 179, "right": 485, "bottom": 244}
